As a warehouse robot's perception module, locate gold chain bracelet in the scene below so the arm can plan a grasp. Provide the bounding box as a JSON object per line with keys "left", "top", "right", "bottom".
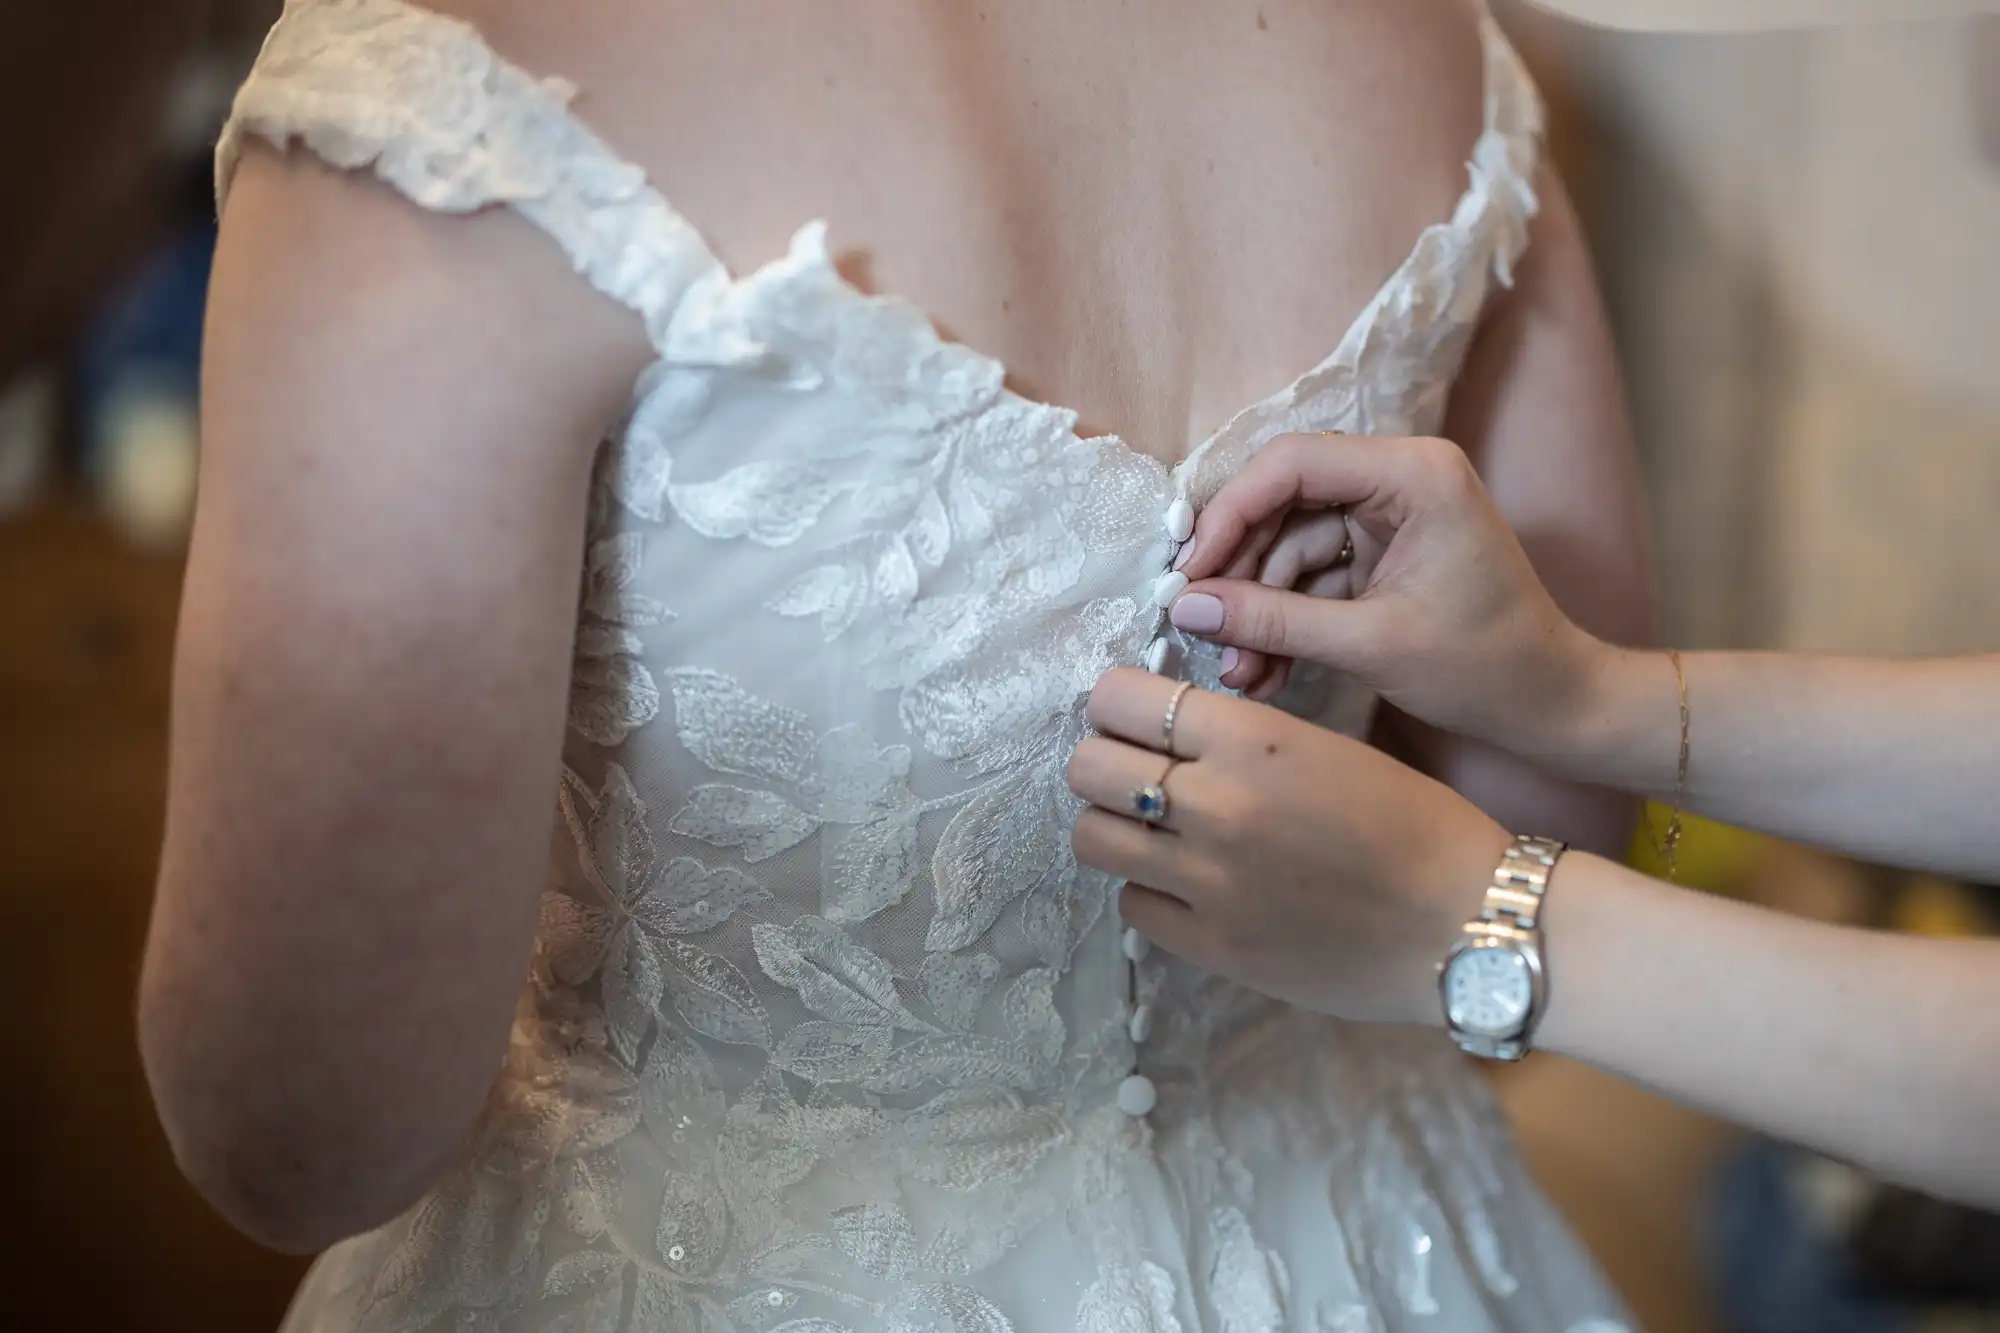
{"left": 1648, "top": 649, "right": 1691, "bottom": 882}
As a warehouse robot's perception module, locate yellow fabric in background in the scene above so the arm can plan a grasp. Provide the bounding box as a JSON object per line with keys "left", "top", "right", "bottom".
{"left": 1626, "top": 803, "right": 1767, "bottom": 896}
{"left": 1891, "top": 876, "right": 1992, "bottom": 938}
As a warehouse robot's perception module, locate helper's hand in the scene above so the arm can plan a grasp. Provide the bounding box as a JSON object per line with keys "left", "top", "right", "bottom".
{"left": 1070, "top": 669, "right": 1509, "bottom": 1025}
{"left": 1169, "top": 433, "right": 1609, "bottom": 757}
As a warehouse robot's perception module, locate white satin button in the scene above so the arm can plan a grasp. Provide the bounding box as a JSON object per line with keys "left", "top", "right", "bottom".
{"left": 1128, "top": 1004, "right": 1154, "bottom": 1043}
{"left": 1152, "top": 570, "right": 1189, "bottom": 608}
{"left": 1164, "top": 498, "right": 1195, "bottom": 543}
{"left": 1144, "top": 637, "right": 1170, "bottom": 674}
{"left": 1121, "top": 927, "right": 1151, "bottom": 963}
{"left": 1117, "top": 1073, "right": 1159, "bottom": 1117}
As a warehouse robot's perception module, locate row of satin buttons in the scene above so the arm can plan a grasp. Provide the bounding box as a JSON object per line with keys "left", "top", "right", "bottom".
{"left": 1116, "top": 494, "right": 1197, "bottom": 1120}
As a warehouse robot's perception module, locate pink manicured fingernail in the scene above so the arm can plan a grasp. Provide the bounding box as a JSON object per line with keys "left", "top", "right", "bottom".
{"left": 1219, "top": 647, "right": 1240, "bottom": 675}
{"left": 1170, "top": 593, "right": 1225, "bottom": 635}
{"left": 1173, "top": 537, "right": 1197, "bottom": 571}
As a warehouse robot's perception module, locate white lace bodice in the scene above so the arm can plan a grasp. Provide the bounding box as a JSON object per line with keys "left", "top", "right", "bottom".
{"left": 219, "top": 4, "right": 1635, "bottom": 1331}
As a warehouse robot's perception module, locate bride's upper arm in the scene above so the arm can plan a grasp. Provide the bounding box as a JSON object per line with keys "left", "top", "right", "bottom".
{"left": 140, "top": 146, "right": 653, "bottom": 1251}
{"left": 1446, "top": 163, "right": 1655, "bottom": 657}
{"left": 1407, "top": 163, "right": 1656, "bottom": 855}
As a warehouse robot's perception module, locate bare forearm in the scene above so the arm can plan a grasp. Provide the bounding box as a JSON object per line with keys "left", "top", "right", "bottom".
{"left": 1536, "top": 650, "right": 2000, "bottom": 879}
{"left": 1539, "top": 853, "right": 2000, "bottom": 1208}
{"left": 142, "top": 528, "right": 578, "bottom": 1251}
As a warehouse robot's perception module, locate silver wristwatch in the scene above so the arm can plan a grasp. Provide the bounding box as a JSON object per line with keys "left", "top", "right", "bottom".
{"left": 1439, "top": 834, "right": 1567, "bottom": 1062}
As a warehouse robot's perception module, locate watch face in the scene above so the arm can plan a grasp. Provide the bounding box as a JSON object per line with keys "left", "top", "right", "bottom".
{"left": 1445, "top": 943, "right": 1533, "bottom": 1037}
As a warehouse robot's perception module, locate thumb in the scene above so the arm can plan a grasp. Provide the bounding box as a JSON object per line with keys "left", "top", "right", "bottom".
{"left": 1169, "top": 579, "right": 1387, "bottom": 671}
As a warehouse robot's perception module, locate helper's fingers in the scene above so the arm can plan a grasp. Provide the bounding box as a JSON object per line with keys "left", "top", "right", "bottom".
{"left": 1258, "top": 509, "right": 1352, "bottom": 591}
{"left": 1086, "top": 670, "right": 1238, "bottom": 758}
{"left": 1179, "top": 433, "right": 1454, "bottom": 583}
{"left": 1247, "top": 658, "right": 1293, "bottom": 702}
{"left": 1171, "top": 579, "right": 1391, "bottom": 670}
{"left": 1072, "top": 808, "right": 1180, "bottom": 889}
{"left": 1182, "top": 508, "right": 1284, "bottom": 583}
{"left": 1066, "top": 737, "right": 1189, "bottom": 831}
{"left": 1117, "top": 882, "right": 1205, "bottom": 960}
{"left": 1217, "top": 644, "right": 1271, "bottom": 693}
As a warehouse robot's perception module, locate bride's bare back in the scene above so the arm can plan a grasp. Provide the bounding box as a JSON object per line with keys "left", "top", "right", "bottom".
{"left": 434, "top": 0, "right": 1486, "bottom": 461}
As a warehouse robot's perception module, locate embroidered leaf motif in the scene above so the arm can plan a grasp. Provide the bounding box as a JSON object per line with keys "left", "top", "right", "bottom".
{"left": 666, "top": 668, "right": 817, "bottom": 783}
{"left": 856, "top": 1036, "right": 1045, "bottom": 1096}
{"left": 907, "top": 487, "right": 951, "bottom": 567}
{"left": 672, "top": 786, "right": 816, "bottom": 862}
{"left": 1021, "top": 848, "right": 1111, "bottom": 971}
{"left": 585, "top": 533, "right": 643, "bottom": 599}
{"left": 770, "top": 1021, "right": 894, "bottom": 1085}
{"left": 728, "top": 1289, "right": 803, "bottom": 1329}
{"left": 789, "top": 1086, "right": 888, "bottom": 1148}
{"left": 1000, "top": 968, "right": 1065, "bottom": 1067}
{"left": 633, "top": 1272, "right": 698, "bottom": 1332}
{"left": 610, "top": 365, "right": 709, "bottom": 521}
{"left": 363, "top": 1164, "right": 540, "bottom": 1326}
{"left": 540, "top": 891, "right": 617, "bottom": 989}
{"left": 641, "top": 1022, "right": 727, "bottom": 1134}
{"left": 917, "top": 952, "right": 1003, "bottom": 1031}
{"left": 659, "top": 938, "right": 771, "bottom": 1047}
{"left": 655, "top": 1167, "right": 731, "bottom": 1277}
{"left": 714, "top": 1073, "right": 817, "bottom": 1234}
{"left": 560, "top": 1053, "right": 644, "bottom": 1154}
{"left": 603, "top": 927, "right": 666, "bottom": 1060}
{"left": 847, "top": 471, "right": 932, "bottom": 522}
{"left": 668, "top": 460, "right": 841, "bottom": 547}
{"left": 1208, "top": 1205, "right": 1292, "bottom": 1333}
{"left": 919, "top": 1175, "right": 1064, "bottom": 1277}
{"left": 873, "top": 534, "right": 921, "bottom": 609}
{"left": 900, "top": 598, "right": 1130, "bottom": 768}
{"left": 546, "top": 1266, "right": 626, "bottom": 1333}
{"left": 608, "top": 428, "right": 672, "bottom": 522}
{"left": 585, "top": 533, "right": 674, "bottom": 627}
{"left": 635, "top": 858, "right": 771, "bottom": 936}
{"left": 563, "top": 765, "right": 658, "bottom": 905}
{"left": 555, "top": 1149, "right": 622, "bottom": 1240}
{"left": 861, "top": 591, "right": 991, "bottom": 692}
{"left": 927, "top": 769, "right": 1063, "bottom": 952}
{"left": 576, "top": 625, "right": 646, "bottom": 659}
{"left": 888, "top": 1283, "right": 1013, "bottom": 1333}
{"left": 544, "top": 1251, "right": 625, "bottom": 1302}
{"left": 905, "top": 1090, "right": 1066, "bottom": 1190}
{"left": 752, "top": 918, "right": 932, "bottom": 1033}
{"left": 808, "top": 725, "right": 912, "bottom": 823}
{"left": 570, "top": 653, "right": 661, "bottom": 747}
{"left": 1076, "top": 1263, "right": 1186, "bottom": 1333}
{"left": 767, "top": 562, "right": 868, "bottom": 639}
{"left": 831, "top": 1201, "right": 917, "bottom": 1280}
{"left": 826, "top": 808, "right": 921, "bottom": 923}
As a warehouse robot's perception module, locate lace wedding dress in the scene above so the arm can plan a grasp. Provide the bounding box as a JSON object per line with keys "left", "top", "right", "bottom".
{"left": 219, "top": 3, "right": 1638, "bottom": 1330}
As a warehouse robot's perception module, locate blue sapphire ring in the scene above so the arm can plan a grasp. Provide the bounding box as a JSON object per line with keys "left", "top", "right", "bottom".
{"left": 1130, "top": 761, "right": 1181, "bottom": 826}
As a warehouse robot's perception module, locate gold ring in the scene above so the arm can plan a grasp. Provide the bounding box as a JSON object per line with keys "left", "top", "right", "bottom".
{"left": 1161, "top": 681, "right": 1197, "bottom": 757}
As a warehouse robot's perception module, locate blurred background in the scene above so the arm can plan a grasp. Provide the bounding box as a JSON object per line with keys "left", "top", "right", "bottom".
{"left": 2, "top": 2, "right": 1996, "bottom": 1328}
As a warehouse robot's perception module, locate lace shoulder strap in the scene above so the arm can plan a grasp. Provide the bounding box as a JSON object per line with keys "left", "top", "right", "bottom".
{"left": 1467, "top": 7, "right": 1547, "bottom": 287}
{"left": 216, "top": 0, "right": 724, "bottom": 350}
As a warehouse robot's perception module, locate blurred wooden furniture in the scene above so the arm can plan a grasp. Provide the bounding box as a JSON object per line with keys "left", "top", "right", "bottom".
{"left": 0, "top": 0, "right": 279, "bottom": 385}
{"left": 0, "top": 497, "right": 306, "bottom": 1326}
